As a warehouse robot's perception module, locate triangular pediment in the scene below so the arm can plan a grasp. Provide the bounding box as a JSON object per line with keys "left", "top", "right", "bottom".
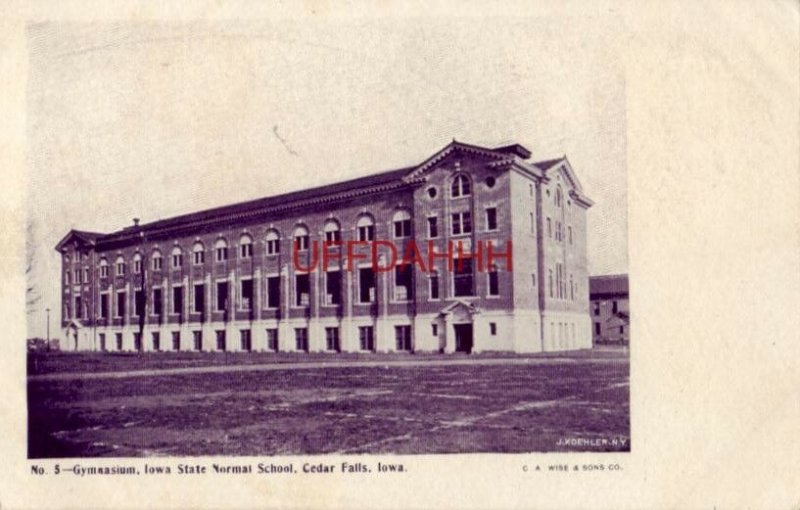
{"left": 403, "top": 141, "right": 519, "bottom": 182}
{"left": 439, "top": 299, "right": 481, "bottom": 317}
{"left": 55, "top": 229, "right": 103, "bottom": 252}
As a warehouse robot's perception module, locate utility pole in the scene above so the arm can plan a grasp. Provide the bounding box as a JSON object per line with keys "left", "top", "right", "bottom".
{"left": 45, "top": 307, "right": 50, "bottom": 352}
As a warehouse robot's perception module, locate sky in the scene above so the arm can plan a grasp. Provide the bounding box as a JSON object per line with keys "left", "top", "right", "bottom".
{"left": 26, "top": 19, "right": 627, "bottom": 338}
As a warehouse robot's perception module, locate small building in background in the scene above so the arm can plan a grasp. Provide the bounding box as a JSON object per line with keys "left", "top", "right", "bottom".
{"left": 589, "top": 274, "right": 629, "bottom": 345}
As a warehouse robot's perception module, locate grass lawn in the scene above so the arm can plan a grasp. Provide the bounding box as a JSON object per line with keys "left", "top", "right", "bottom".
{"left": 28, "top": 353, "right": 629, "bottom": 457}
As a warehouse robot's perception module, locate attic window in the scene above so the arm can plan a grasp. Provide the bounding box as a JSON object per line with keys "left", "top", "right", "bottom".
{"left": 485, "top": 176, "right": 496, "bottom": 188}
{"left": 427, "top": 186, "right": 437, "bottom": 199}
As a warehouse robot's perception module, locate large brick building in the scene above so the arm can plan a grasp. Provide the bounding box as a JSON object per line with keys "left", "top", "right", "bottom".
{"left": 56, "top": 141, "right": 593, "bottom": 354}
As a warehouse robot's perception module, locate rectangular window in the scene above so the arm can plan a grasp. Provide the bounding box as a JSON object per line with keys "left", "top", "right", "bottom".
{"left": 133, "top": 259, "right": 141, "bottom": 274}
{"left": 357, "top": 225, "right": 375, "bottom": 242}
{"left": 172, "top": 286, "right": 183, "bottom": 315}
{"left": 531, "top": 273, "right": 537, "bottom": 287}
{"left": 612, "top": 300, "right": 618, "bottom": 314}
{"left": 266, "top": 239, "right": 280, "bottom": 255}
{"left": 100, "top": 265, "right": 109, "bottom": 277}
{"left": 394, "top": 219, "right": 411, "bottom": 238}
{"left": 549, "top": 270, "right": 553, "bottom": 298}
{"left": 266, "top": 276, "right": 280, "bottom": 308}
{"left": 193, "top": 283, "right": 205, "bottom": 313}
{"left": 530, "top": 212, "right": 535, "bottom": 233}
{"left": 83, "top": 268, "right": 89, "bottom": 283}
{"left": 115, "top": 291, "right": 126, "bottom": 318}
{"left": 266, "top": 328, "right": 279, "bottom": 351}
{"left": 359, "top": 326, "right": 374, "bottom": 351}
{"left": 172, "top": 331, "right": 180, "bottom": 351}
{"left": 65, "top": 271, "right": 70, "bottom": 285}
{"left": 488, "top": 270, "right": 499, "bottom": 296}
{"left": 216, "top": 247, "right": 228, "bottom": 262}
{"left": 116, "top": 262, "right": 126, "bottom": 276}
{"left": 152, "top": 256, "right": 162, "bottom": 271}
{"left": 240, "top": 279, "right": 253, "bottom": 310}
{"left": 74, "top": 269, "right": 79, "bottom": 283}
{"left": 74, "top": 296, "right": 83, "bottom": 319}
{"left": 133, "top": 290, "right": 144, "bottom": 317}
{"left": 594, "top": 303, "right": 600, "bottom": 315}
{"left": 295, "top": 328, "right": 309, "bottom": 352}
{"left": 395, "top": 325, "right": 412, "bottom": 351}
{"left": 240, "top": 329, "right": 252, "bottom": 352}
{"left": 490, "top": 322, "right": 497, "bottom": 336}
{"left": 394, "top": 266, "right": 412, "bottom": 301}
{"left": 432, "top": 323, "right": 438, "bottom": 336}
{"left": 547, "top": 218, "right": 552, "bottom": 238}
{"left": 451, "top": 211, "right": 472, "bottom": 235}
{"left": 100, "top": 294, "right": 109, "bottom": 319}
{"left": 193, "top": 331, "right": 202, "bottom": 351}
{"left": 295, "top": 274, "right": 310, "bottom": 307}
{"left": 216, "top": 330, "right": 226, "bottom": 351}
{"left": 216, "top": 281, "right": 229, "bottom": 311}
{"left": 325, "top": 270, "right": 341, "bottom": 305}
{"left": 428, "top": 272, "right": 440, "bottom": 300}
{"left": 172, "top": 254, "right": 183, "bottom": 268}
{"left": 152, "top": 288, "right": 162, "bottom": 316}
{"left": 325, "top": 229, "right": 341, "bottom": 243}
{"left": 152, "top": 331, "right": 160, "bottom": 351}
{"left": 133, "top": 332, "right": 142, "bottom": 351}
{"left": 325, "top": 327, "right": 340, "bottom": 352}
{"left": 115, "top": 333, "right": 123, "bottom": 351}
{"left": 427, "top": 216, "right": 438, "bottom": 238}
{"left": 529, "top": 183, "right": 534, "bottom": 196}
{"left": 594, "top": 323, "right": 601, "bottom": 335}
{"left": 99, "top": 333, "right": 106, "bottom": 352}
{"left": 568, "top": 226, "right": 573, "bottom": 244}
{"left": 64, "top": 303, "right": 70, "bottom": 320}
{"left": 358, "top": 267, "right": 376, "bottom": 303}
{"left": 294, "top": 235, "right": 309, "bottom": 251}
{"left": 240, "top": 243, "right": 253, "bottom": 258}
{"left": 453, "top": 257, "right": 474, "bottom": 297}
{"left": 486, "top": 207, "right": 498, "bottom": 231}
{"left": 193, "top": 250, "right": 204, "bottom": 265}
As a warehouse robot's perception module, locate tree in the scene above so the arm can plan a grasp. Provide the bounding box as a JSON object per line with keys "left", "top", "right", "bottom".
{"left": 26, "top": 218, "right": 40, "bottom": 315}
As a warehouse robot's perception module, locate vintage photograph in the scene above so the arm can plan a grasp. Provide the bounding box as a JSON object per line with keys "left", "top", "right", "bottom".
{"left": 26, "top": 20, "right": 628, "bottom": 458}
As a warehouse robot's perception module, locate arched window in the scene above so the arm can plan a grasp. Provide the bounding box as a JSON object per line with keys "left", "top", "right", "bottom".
{"left": 293, "top": 225, "right": 310, "bottom": 251}
{"left": 192, "top": 242, "right": 205, "bottom": 265}
{"left": 451, "top": 174, "right": 471, "bottom": 198}
{"left": 170, "top": 246, "right": 183, "bottom": 269}
{"left": 132, "top": 253, "right": 142, "bottom": 274}
{"left": 265, "top": 230, "right": 280, "bottom": 255}
{"left": 99, "top": 258, "right": 109, "bottom": 278}
{"left": 356, "top": 215, "right": 375, "bottom": 242}
{"left": 151, "top": 250, "right": 163, "bottom": 271}
{"left": 323, "top": 219, "right": 341, "bottom": 243}
{"left": 555, "top": 186, "right": 563, "bottom": 208}
{"left": 115, "top": 256, "right": 126, "bottom": 276}
{"left": 239, "top": 234, "right": 253, "bottom": 258}
{"left": 392, "top": 210, "right": 412, "bottom": 238}
{"left": 214, "top": 238, "right": 228, "bottom": 262}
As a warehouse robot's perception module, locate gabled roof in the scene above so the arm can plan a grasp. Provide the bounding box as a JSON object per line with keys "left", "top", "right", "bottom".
{"left": 590, "top": 274, "right": 629, "bottom": 296}
{"left": 532, "top": 157, "right": 564, "bottom": 171}
{"left": 61, "top": 140, "right": 587, "bottom": 249}
{"left": 55, "top": 229, "right": 104, "bottom": 252}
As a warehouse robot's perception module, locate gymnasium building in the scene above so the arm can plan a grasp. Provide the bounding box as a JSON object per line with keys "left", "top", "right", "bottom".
{"left": 56, "top": 140, "right": 594, "bottom": 354}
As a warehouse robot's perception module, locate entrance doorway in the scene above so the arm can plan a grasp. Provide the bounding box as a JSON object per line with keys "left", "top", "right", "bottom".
{"left": 453, "top": 323, "right": 473, "bottom": 354}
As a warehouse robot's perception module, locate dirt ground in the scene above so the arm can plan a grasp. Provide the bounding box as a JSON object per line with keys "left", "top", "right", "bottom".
{"left": 27, "top": 351, "right": 629, "bottom": 457}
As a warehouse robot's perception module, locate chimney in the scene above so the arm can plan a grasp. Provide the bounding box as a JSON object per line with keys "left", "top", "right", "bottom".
{"left": 133, "top": 218, "right": 140, "bottom": 227}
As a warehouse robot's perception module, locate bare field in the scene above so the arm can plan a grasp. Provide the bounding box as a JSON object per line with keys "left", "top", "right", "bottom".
{"left": 28, "top": 351, "right": 629, "bottom": 457}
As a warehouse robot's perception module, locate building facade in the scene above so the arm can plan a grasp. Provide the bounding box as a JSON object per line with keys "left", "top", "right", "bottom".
{"left": 589, "top": 274, "right": 629, "bottom": 345}
{"left": 56, "top": 141, "right": 593, "bottom": 354}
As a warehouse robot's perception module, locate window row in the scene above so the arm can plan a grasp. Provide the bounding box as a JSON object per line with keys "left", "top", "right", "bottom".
{"left": 545, "top": 218, "right": 573, "bottom": 244}
{"left": 548, "top": 264, "right": 576, "bottom": 301}
{"left": 95, "top": 325, "right": 415, "bottom": 353}
{"left": 68, "top": 265, "right": 508, "bottom": 321}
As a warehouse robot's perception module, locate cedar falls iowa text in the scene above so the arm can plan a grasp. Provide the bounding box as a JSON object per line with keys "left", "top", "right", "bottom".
{"left": 56, "top": 140, "right": 593, "bottom": 355}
